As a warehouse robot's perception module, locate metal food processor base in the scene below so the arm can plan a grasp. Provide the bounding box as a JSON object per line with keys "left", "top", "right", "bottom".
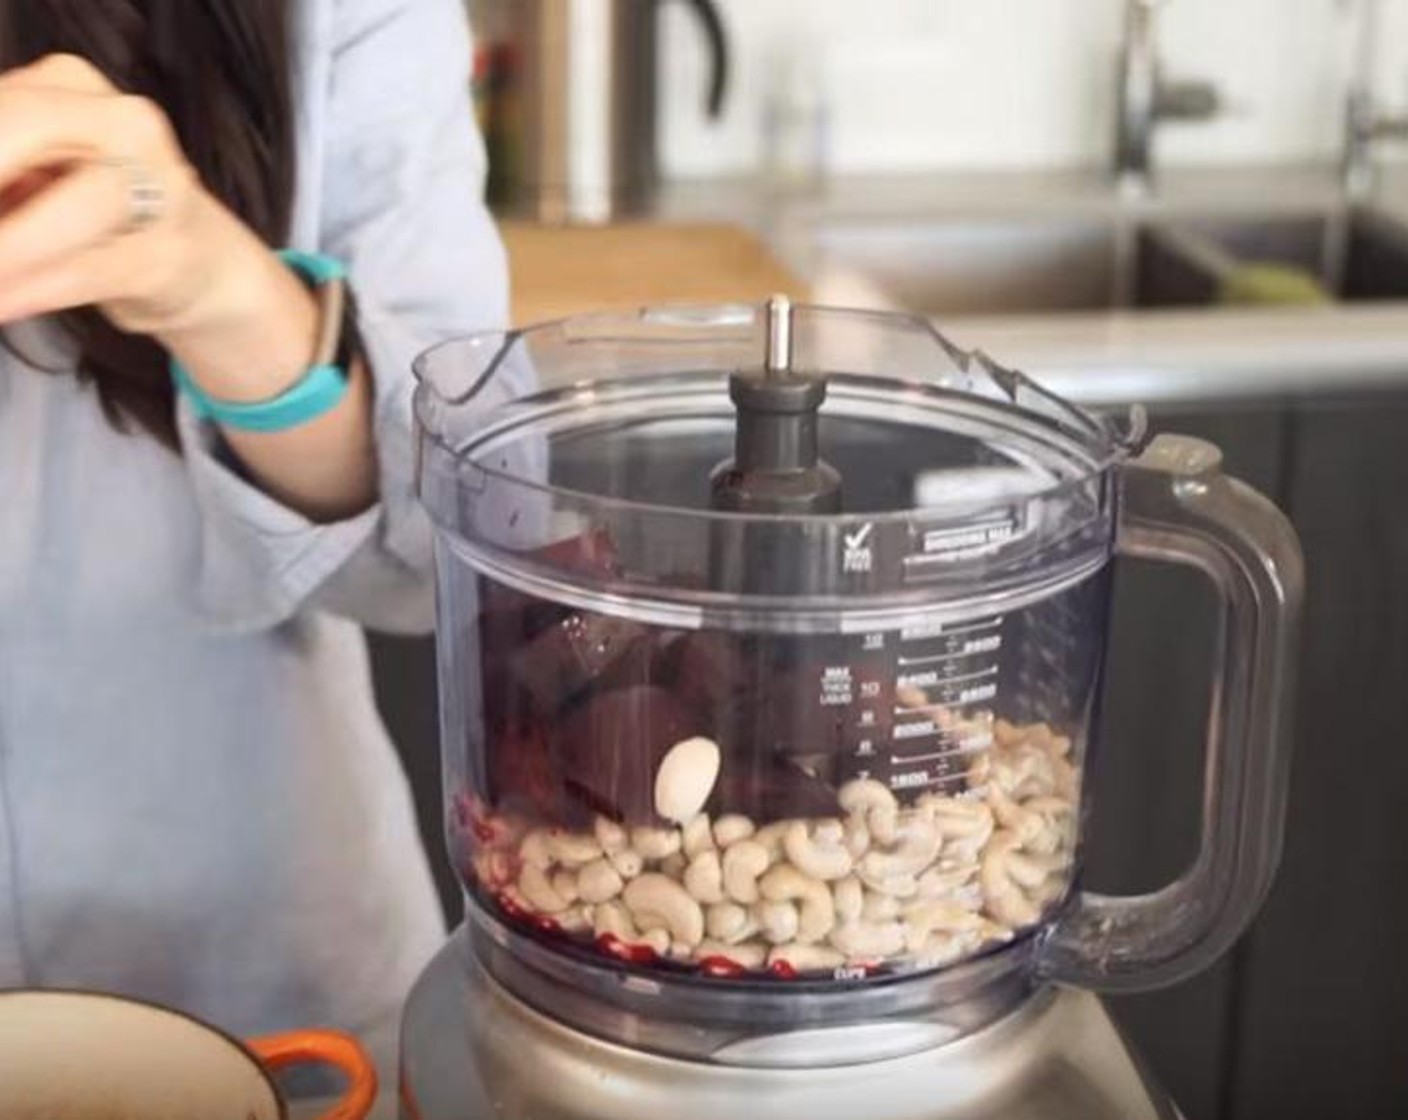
{"left": 398, "top": 927, "right": 1182, "bottom": 1120}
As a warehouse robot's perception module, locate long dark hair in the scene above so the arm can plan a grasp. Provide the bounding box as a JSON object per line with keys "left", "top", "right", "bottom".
{"left": 0, "top": 1, "right": 296, "bottom": 448}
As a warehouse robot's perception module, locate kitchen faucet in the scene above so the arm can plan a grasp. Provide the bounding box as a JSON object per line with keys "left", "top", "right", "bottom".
{"left": 1114, "top": 0, "right": 1222, "bottom": 190}
{"left": 1342, "top": 0, "right": 1408, "bottom": 198}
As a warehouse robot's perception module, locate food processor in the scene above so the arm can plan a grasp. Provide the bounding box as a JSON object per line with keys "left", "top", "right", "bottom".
{"left": 400, "top": 299, "right": 1302, "bottom": 1120}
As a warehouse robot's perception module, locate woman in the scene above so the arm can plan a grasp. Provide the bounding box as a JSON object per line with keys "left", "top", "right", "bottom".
{"left": 0, "top": 0, "right": 506, "bottom": 1069}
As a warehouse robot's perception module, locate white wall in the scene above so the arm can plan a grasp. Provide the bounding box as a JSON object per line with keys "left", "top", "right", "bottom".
{"left": 659, "top": 0, "right": 1408, "bottom": 178}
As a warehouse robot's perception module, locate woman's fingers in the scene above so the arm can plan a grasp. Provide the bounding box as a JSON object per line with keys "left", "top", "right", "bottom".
{"left": 0, "top": 84, "right": 176, "bottom": 195}
{"left": 0, "top": 167, "right": 63, "bottom": 213}
{"left": 0, "top": 161, "right": 132, "bottom": 284}
{"left": 5, "top": 53, "right": 114, "bottom": 95}
{"left": 0, "top": 54, "right": 206, "bottom": 328}
{"left": 0, "top": 242, "right": 117, "bottom": 322}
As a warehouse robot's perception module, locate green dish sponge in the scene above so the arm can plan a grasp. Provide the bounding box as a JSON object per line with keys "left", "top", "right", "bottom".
{"left": 1218, "top": 261, "right": 1332, "bottom": 306}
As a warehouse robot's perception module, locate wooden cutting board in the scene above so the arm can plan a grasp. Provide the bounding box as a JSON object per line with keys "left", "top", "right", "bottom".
{"left": 500, "top": 221, "right": 807, "bottom": 326}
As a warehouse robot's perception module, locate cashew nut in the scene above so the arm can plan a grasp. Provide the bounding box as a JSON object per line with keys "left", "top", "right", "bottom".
{"left": 684, "top": 850, "right": 726, "bottom": 904}
{"left": 722, "top": 839, "right": 772, "bottom": 904}
{"left": 1026, "top": 794, "right": 1076, "bottom": 823}
{"left": 546, "top": 830, "right": 603, "bottom": 867}
{"left": 759, "top": 864, "right": 836, "bottom": 944}
{"left": 654, "top": 736, "right": 722, "bottom": 825}
{"left": 754, "top": 899, "right": 800, "bottom": 945}
{"left": 588, "top": 924, "right": 671, "bottom": 957}
{"left": 631, "top": 826, "right": 682, "bottom": 861}
{"left": 980, "top": 832, "right": 1042, "bottom": 928}
{"left": 993, "top": 719, "right": 1023, "bottom": 748}
{"left": 992, "top": 744, "right": 1057, "bottom": 801}
{"left": 856, "top": 869, "right": 919, "bottom": 899}
{"left": 695, "top": 939, "right": 767, "bottom": 970}
{"left": 593, "top": 901, "right": 636, "bottom": 940}
{"left": 713, "top": 814, "right": 755, "bottom": 848}
{"left": 966, "top": 751, "right": 992, "bottom": 792}
{"left": 1049, "top": 753, "right": 1080, "bottom": 801}
{"left": 551, "top": 869, "right": 580, "bottom": 905}
{"left": 843, "top": 814, "right": 870, "bottom": 859}
{"left": 769, "top": 944, "right": 844, "bottom": 972}
{"left": 683, "top": 813, "right": 716, "bottom": 858}
{"left": 839, "top": 777, "right": 898, "bottom": 812}
{"left": 1033, "top": 876, "right": 1068, "bottom": 907}
{"left": 594, "top": 816, "right": 628, "bottom": 853}
{"left": 861, "top": 891, "right": 902, "bottom": 922}
{"left": 706, "top": 901, "right": 759, "bottom": 945}
{"left": 556, "top": 905, "right": 593, "bottom": 935}
{"left": 951, "top": 882, "right": 985, "bottom": 912}
{"left": 916, "top": 862, "right": 979, "bottom": 899}
{"left": 607, "top": 847, "right": 644, "bottom": 880}
{"left": 935, "top": 799, "right": 996, "bottom": 863}
{"left": 833, "top": 876, "right": 864, "bottom": 924}
{"left": 918, "top": 795, "right": 994, "bottom": 842}
{"left": 838, "top": 779, "right": 899, "bottom": 845}
{"left": 753, "top": 820, "right": 792, "bottom": 859}
{"left": 660, "top": 852, "right": 687, "bottom": 879}
{"left": 518, "top": 829, "right": 554, "bottom": 870}
{"left": 623, "top": 873, "right": 705, "bottom": 948}
{"left": 1004, "top": 849, "right": 1052, "bottom": 891}
{"left": 991, "top": 785, "right": 1074, "bottom": 857}
{"left": 914, "top": 930, "right": 981, "bottom": 970}
{"left": 828, "top": 921, "right": 905, "bottom": 960}
{"left": 519, "top": 863, "right": 571, "bottom": 914}
{"left": 867, "top": 806, "right": 900, "bottom": 847}
{"left": 783, "top": 820, "right": 854, "bottom": 881}
{"left": 859, "top": 814, "right": 941, "bottom": 880}
{"left": 902, "top": 900, "right": 987, "bottom": 953}
{"left": 577, "top": 858, "right": 625, "bottom": 904}
{"left": 895, "top": 683, "right": 930, "bottom": 710}
{"left": 813, "top": 819, "right": 846, "bottom": 846}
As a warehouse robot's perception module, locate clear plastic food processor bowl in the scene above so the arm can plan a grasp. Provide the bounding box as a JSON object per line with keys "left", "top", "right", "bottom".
{"left": 414, "top": 301, "right": 1301, "bottom": 1051}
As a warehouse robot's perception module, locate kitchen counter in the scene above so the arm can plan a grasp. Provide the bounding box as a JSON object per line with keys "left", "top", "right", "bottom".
{"left": 501, "top": 219, "right": 806, "bottom": 325}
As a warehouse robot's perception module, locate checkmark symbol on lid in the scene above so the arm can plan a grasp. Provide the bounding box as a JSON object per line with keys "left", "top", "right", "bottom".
{"left": 845, "top": 523, "right": 874, "bottom": 551}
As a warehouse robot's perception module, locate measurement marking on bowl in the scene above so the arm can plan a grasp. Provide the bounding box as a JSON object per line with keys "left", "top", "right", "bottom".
{"left": 898, "top": 666, "right": 999, "bottom": 691}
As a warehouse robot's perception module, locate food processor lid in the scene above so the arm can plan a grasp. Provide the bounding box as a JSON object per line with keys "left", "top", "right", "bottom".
{"left": 416, "top": 299, "right": 1140, "bottom": 516}
{"left": 413, "top": 300, "right": 1144, "bottom": 625}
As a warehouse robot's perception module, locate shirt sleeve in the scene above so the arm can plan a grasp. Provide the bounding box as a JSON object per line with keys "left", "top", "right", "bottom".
{"left": 178, "top": 0, "right": 509, "bottom": 636}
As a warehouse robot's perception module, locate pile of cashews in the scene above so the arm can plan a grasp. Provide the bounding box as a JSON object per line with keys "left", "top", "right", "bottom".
{"left": 467, "top": 717, "right": 1079, "bottom": 978}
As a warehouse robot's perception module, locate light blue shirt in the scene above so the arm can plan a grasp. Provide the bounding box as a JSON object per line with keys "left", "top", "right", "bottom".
{"left": 0, "top": 0, "right": 506, "bottom": 1069}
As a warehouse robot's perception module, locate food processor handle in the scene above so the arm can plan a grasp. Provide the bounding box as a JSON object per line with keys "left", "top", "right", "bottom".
{"left": 1038, "top": 433, "right": 1304, "bottom": 991}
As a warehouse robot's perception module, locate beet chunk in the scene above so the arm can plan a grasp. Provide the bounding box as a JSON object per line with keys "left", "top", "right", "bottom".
{"left": 552, "top": 685, "right": 698, "bottom": 824}
{"left": 712, "top": 757, "right": 840, "bottom": 821}
{"left": 508, "top": 611, "right": 653, "bottom": 717}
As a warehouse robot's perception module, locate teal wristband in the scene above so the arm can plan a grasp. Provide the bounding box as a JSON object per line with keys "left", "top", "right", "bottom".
{"left": 171, "top": 249, "right": 351, "bottom": 434}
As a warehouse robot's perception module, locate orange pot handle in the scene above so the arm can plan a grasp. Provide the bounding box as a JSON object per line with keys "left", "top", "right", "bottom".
{"left": 247, "top": 1029, "right": 378, "bottom": 1120}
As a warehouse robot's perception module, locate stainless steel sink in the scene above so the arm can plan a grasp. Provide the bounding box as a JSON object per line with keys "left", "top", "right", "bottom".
{"left": 806, "top": 205, "right": 1408, "bottom": 316}
{"left": 810, "top": 216, "right": 1140, "bottom": 315}
{"left": 1146, "top": 207, "right": 1408, "bottom": 303}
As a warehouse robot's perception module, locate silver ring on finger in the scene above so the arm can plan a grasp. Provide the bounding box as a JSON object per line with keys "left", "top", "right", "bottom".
{"left": 105, "top": 157, "right": 166, "bottom": 236}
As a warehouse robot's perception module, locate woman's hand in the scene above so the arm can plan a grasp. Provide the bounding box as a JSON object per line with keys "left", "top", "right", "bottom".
{"left": 0, "top": 53, "right": 275, "bottom": 339}
{"left": 0, "top": 53, "right": 378, "bottom": 521}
